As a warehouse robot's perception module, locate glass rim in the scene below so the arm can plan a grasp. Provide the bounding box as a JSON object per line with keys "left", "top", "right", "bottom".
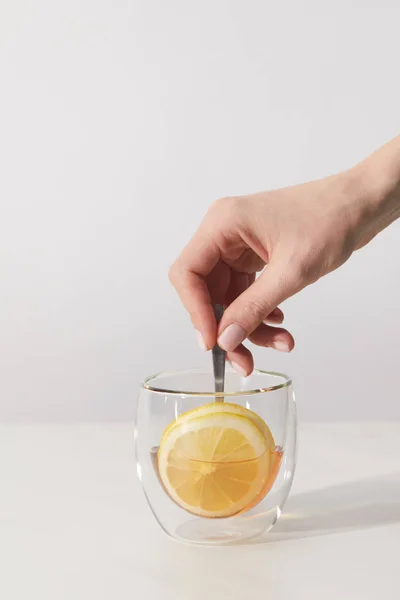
{"left": 142, "top": 368, "right": 292, "bottom": 397}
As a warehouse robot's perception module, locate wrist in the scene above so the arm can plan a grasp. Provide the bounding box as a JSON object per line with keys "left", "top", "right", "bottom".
{"left": 346, "top": 137, "right": 400, "bottom": 249}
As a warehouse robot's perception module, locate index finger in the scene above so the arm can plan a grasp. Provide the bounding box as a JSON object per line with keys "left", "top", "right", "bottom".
{"left": 169, "top": 228, "right": 220, "bottom": 350}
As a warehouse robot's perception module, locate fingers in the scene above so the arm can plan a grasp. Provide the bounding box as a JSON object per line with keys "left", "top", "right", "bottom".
{"left": 225, "top": 322, "right": 294, "bottom": 378}
{"left": 217, "top": 261, "right": 297, "bottom": 352}
{"left": 225, "top": 272, "right": 254, "bottom": 306}
{"left": 170, "top": 266, "right": 216, "bottom": 350}
{"left": 169, "top": 229, "right": 220, "bottom": 350}
{"left": 264, "top": 307, "right": 284, "bottom": 324}
{"left": 249, "top": 324, "right": 295, "bottom": 353}
{"left": 226, "top": 344, "right": 254, "bottom": 377}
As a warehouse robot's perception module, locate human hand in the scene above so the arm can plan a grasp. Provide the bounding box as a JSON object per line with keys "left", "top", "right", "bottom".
{"left": 169, "top": 141, "right": 400, "bottom": 376}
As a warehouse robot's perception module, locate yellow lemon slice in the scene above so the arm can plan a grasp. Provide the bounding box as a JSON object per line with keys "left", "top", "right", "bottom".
{"left": 161, "top": 402, "right": 275, "bottom": 450}
{"left": 158, "top": 411, "right": 272, "bottom": 518}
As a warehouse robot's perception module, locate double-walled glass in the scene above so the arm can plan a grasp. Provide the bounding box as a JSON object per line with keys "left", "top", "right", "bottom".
{"left": 135, "top": 368, "right": 297, "bottom": 545}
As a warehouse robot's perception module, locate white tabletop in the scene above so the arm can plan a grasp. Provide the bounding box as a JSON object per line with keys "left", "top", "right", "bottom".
{"left": 1, "top": 423, "right": 399, "bottom": 599}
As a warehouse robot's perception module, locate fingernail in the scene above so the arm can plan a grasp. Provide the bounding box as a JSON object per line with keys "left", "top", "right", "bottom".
{"left": 195, "top": 330, "right": 208, "bottom": 351}
{"left": 273, "top": 339, "right": 290, "bottom": 352}
{"left": 230, "top": 361, "right": 248, "bottom": 378}
{"left": 218, "top": 323, "right": 246, "bottom": 352}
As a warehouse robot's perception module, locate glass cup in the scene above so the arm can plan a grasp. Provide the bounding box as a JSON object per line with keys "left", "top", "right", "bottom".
{"left": 135, "top": 368, "right": 297, "bottom": 545}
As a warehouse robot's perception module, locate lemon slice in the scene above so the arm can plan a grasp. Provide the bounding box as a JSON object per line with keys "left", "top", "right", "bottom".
{"left": 161, "top": 402, "right": 275, "bottom": 450}
{"left": 158, "top": 411, "right": 272, "bottom": 518}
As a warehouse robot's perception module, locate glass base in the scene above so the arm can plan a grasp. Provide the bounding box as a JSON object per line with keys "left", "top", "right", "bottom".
{"left": 173, "top": 508, "right": 280, "bottom": 546}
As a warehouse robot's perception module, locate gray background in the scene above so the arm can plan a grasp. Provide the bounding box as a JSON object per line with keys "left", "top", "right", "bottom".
{"left": 1, "top": 0, "right": 399, "bottom": 422}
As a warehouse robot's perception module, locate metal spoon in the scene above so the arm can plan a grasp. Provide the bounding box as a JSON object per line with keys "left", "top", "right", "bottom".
{"left": 212, "top": 304, "right": 226, "bottom": 402}
{"left": 149, "top": 305, "right": 226, "bottom": 477}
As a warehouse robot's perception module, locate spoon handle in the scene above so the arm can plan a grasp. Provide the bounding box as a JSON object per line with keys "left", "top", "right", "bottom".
{"left": 212, "top": 304, "right": 226, "bottom": 402}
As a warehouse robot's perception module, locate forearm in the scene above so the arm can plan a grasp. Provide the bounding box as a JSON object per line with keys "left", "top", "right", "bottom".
{"left": 351, "top": 136, "right": 400, "bottom": 248}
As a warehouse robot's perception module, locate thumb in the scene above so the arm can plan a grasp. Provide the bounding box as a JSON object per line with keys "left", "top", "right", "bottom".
{"left": 217, "top": 262, "right": 298, "bottom": 352}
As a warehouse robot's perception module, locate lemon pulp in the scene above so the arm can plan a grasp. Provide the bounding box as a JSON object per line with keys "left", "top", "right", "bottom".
{"left": 158, "top": 404, "right": 277, "bottom": 518}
